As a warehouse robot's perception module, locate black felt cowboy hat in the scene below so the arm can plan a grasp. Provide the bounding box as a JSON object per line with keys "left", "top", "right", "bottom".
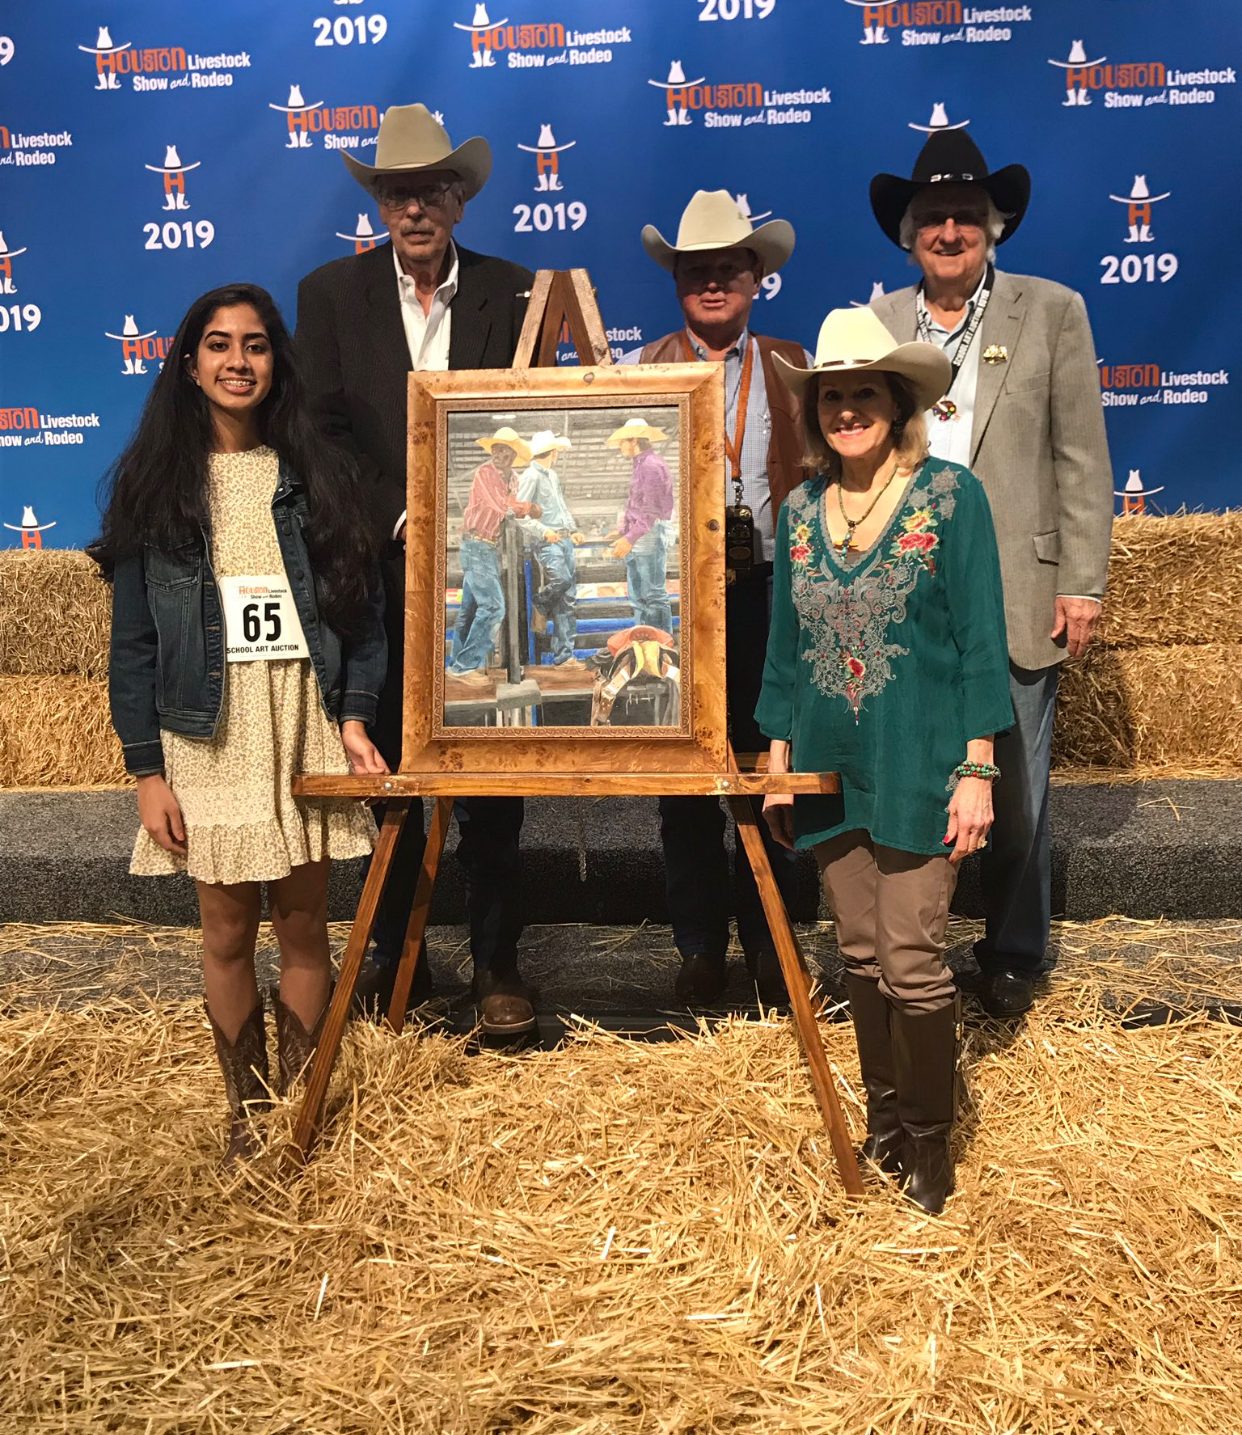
{"left": 869, "top": 130, "right": 1030, "bottom": 249}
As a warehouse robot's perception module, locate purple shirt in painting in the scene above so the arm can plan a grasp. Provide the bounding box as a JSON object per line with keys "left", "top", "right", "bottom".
{"left": 620, "top": 449, "right": 674, "bottom": 543}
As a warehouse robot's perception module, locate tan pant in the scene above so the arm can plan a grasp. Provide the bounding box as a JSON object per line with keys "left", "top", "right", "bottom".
{"left": 815, "top": 831, "right": 958, "bottom": 1013}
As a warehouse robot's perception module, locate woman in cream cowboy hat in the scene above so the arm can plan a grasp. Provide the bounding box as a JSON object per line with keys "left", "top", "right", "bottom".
{"left": 449, "top": 426, "right": 537, "bottom": 684}
{"left": 755, "top": 307, "right": 1014, "bottom": 1214}
{"left": 605, "top": 418, "right": 675, "bottom": 634}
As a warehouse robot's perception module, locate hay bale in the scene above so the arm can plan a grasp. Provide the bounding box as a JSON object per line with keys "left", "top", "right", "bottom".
{"left": 1054, "top": 642, "right": 1242, "bottom": 768}
{"left": 0, "top": 979, "right": 1239, "bottom": 1433}
{"left": 0, "top": 675, "right": 125, "bottom": 787}
{"left": 0, "top": 549, "right": 111, "bottom": 678}
{"left": 1101, "top": 512, "right": 1242, "bottom": 648}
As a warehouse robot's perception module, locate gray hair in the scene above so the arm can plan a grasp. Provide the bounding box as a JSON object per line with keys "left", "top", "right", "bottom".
{"left": 899, "top": 194, "right": 1009, "bottom": 264}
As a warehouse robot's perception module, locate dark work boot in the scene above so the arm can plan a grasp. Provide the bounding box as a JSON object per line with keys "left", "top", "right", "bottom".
{"left": 843, "top": 973, "right": 904, "bottom": 1177}
{"left": 205, "top": 1000, "right": 271, "bottom": 1167}
{"left": 890, "top": 994, "right": 961, "bottom": 1215}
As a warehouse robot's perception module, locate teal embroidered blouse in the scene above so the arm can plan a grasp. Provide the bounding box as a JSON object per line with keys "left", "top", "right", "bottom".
{"left": 755, "top": 458, "right": 1014, "bottom": 856}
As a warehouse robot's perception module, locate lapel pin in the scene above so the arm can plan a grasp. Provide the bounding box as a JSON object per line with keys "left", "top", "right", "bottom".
{"left": 982, "top": 345, "right": 1008, "bottom": 365}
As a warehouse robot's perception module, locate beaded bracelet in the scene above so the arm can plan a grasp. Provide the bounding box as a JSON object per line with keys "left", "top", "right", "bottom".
{"left": 953, "top": 760, "right": 1001, "bottom": 781}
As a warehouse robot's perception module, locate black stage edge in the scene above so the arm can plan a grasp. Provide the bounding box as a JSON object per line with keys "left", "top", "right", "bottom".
{"left": 1, "top": 780, "right": 1240, "bottom": 926}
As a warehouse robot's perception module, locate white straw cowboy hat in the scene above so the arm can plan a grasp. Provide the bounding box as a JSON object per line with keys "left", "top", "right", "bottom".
{"left": 606, "top": 417, "right": 669, "bottom": 447}
{"left": 772, "top": 307, "right": 952, "bottom": 413}
{"left": 342, "top": 103, "right": 492, "bottom": 200}
{"left": 528, "top": 430, "right": 572, "bottom": 457}
{"left": 641, "top": 189, "right": 795, "bottom": 275}
{"left": 476, "top": 426, "right": 532, "bottom": 465}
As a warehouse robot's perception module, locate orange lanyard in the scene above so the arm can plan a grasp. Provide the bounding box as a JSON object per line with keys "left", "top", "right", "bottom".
{"left": 681, "top": 331, "right": 755, "bottom": 494}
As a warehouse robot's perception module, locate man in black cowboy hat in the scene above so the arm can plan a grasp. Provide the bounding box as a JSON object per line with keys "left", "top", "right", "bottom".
{"left": 296, "top": 104, "right": 538, "bottom": 1036}
{"left": 870, "top": 128, "right": 1112, "bottom": 1017}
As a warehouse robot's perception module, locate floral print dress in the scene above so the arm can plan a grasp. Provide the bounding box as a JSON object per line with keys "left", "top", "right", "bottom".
{"left": 130, "top": 447, "right": 376, "bottom": 884}
{"left": 755, "top": 458, "right": 1014, "bottom": 856}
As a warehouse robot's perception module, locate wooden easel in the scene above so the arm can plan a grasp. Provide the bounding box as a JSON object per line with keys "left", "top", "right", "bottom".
{"left": 290, "top": 271, "right": 863, "bottom": 1197}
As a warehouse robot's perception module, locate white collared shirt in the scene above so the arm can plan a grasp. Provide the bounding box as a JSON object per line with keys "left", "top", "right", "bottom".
{"left": 392, "top": 242, "right": 458, "bottom": 537}
{"left": 918, "top": 267, "right": 988, "bottom": 467}
{"left": 394, "top": 239, "right": 457, "bottom": 371}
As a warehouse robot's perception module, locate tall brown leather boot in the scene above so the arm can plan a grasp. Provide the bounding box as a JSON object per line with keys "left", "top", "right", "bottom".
{"left": 205, "top": 1000, "right": 271, "bottom": 1166}
{"left": 890, "top": 994, "right": 961, "bottom": 1215}
{"left": 270, "top": 983, "right": 332, "bottom": 1096}
{"left": 843, "top": 972, "right": 903, "bottom": 1176}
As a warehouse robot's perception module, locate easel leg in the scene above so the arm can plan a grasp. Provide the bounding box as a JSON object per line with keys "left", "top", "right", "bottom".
{"left": 728, "top": 796, "right": 865, "bottom": 1197}
{"left": 288, "top": 799, "right": 411, "bottom": 1166}
{"left": 386, "top": 797, "right": 453, "bottom": 1035}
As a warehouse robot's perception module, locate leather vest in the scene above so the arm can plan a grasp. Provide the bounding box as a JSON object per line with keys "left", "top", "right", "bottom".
{"left": 639, "top": 330, "right": 808, "bottom": 530}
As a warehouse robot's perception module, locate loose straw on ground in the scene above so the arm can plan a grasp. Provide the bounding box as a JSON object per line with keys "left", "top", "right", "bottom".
{"left": 1, "top": 931, "right": 1239, "bottom": 1433}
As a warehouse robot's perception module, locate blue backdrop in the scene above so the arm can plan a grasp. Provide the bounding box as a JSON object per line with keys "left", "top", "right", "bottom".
{"left": 2, "top": 0, "right": 1238, "bottom": 547}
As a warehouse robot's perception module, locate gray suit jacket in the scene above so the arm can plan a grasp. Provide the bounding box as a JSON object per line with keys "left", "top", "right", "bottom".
{"left": 873, "top": 271, "right": 1113, "bottom": 670}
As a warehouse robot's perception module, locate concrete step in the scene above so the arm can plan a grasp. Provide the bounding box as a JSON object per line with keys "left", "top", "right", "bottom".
{"left": 0, "top": 781, "right": 1239, "bottom": 927}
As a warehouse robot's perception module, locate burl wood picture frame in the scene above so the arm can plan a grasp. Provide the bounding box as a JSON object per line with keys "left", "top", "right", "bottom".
{"left": 402, "top": 362, "right": 727, "bottom": 776}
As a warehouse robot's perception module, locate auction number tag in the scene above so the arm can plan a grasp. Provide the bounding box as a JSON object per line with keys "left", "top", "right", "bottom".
{"left": 219, "top": 575, "right": 309, "bottom": 662}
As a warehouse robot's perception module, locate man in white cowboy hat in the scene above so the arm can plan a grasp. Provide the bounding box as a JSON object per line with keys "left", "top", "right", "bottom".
{"left": 619, "top": 188, "right": 810, "bottom": 1009}
{"left": 869, "top": 128, "right": 1113, "bottom": 1018}
{"left": 451, "top": 427, "right": 536, "bottom": 682}
{"left": 296, "top": 103, "right": 538, "bottom": 1035}
{"left": 517, "top": 432, "right": 587, "bottom": 667}
{"left": 605, "top": 417, "right": 676, "bottom": 635}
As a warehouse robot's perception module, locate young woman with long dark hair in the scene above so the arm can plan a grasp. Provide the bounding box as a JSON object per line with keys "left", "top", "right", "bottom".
{"left": 97, "top": 283, "right": 389, "bottom": 1164}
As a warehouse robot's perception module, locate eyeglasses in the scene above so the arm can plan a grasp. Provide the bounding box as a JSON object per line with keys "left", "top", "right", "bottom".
{"left": 376, "top": 178, "right": 458, "bottom": 211}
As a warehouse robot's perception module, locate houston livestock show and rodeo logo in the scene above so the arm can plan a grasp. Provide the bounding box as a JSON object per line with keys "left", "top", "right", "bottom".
{"left": 78, "top": 24, "right": 250, "bottom": 91}
{"left": 453, "top": 5, "right": 629, "bottom": 70}
{"left": 268, "top": 85, "right": 380, "bottom": 152}
{"left": 1047, "top": 37, "right": 1236, "bottom": 109}
{"left": 647, "top": 58, "right": 830, "bottom": 128}
{"left": 841, "top": 0, "right": 1031, "bottom": 48}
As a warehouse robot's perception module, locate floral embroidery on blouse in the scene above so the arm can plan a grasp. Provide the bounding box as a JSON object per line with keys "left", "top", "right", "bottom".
{"left": 790, "top": 465, "right": 960, "bottom": 721}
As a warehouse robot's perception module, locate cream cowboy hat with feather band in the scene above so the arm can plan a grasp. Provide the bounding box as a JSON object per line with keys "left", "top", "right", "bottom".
{"left": 606, "top": 418, "right": 668, "bottom": 447}
{"left": 772, "top": 307, "right": 952, "bottom": 414}
{"left": 342, "top": 103, "right": 492, "bottom": 200}
{"left": 476, "top": 426, "right": 532, "bottom": 465}
{"left": 641, "top": 189, "right": 794, "bottom": 275}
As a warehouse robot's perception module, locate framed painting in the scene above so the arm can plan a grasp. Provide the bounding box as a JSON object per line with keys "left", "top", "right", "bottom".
{"left": 402, "top": 362, "right": 727, "bottom": 775}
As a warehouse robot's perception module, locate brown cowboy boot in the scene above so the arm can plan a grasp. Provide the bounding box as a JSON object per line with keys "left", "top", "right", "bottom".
{"left": 205, "top": 1000, "right": 271, "bottom": 1166}
{"left": 843, "top": 972, "right": 904, "bottom": 1176}
{"left": 890, "top": 993, "right": 962, "bottom": 1215}
{"left": 270, "top": 983, "right": 332, "bottom": 1097}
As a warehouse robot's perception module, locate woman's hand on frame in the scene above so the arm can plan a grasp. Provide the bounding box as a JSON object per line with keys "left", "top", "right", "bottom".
{"left": 341, "top": 720, "right": 390, "bottom": 776}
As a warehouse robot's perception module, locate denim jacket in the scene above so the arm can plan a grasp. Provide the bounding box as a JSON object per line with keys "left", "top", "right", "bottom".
{"left": 108, "top": 463, "right": 386, "bottom": 776}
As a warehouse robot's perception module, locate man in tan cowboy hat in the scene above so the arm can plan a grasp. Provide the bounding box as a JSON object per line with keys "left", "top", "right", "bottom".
{"left": 619, "top": 189, "right": 810, "bottom": 1010}
{"left": 451, "top": 427, "right": 536, "bottom": 683}
{"left": 869, "top": 129, "right": 1112, "bottom": 1019}
{"left": 516, "top": 431, "right": 587, "bottom": 668}
{"left": 296, "top": 103, "right": 538, "bottom": 1035}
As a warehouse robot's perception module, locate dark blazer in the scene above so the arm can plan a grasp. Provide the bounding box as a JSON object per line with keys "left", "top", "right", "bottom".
{"left": 295, "top": 240, "right": 535, "bottom": 544}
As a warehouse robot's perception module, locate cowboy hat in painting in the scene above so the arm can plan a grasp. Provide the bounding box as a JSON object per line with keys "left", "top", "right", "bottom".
{"left": 476, "top": 426, "right": 532, "bottom": 465}
{"left": 528, "top": 430, "right": 572, "bottom": 458}
{"left": 771, "top": 307, "right": 952, "bottom": 415}
{"left": 869, "top": 129, "right": 1030, "bottom": 249}
{"left": 342, "top": 103, "right": 492, "bottom": 200}
{"left": 641, "top": 188, "right": 795, "bottom": 275}
{"left": 606, "top": 418, "right": 669, "bottom": 447}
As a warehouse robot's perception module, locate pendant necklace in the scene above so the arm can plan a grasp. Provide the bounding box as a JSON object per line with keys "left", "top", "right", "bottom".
{"left": 834, "top": 461, "right": 900, "bottom": 555}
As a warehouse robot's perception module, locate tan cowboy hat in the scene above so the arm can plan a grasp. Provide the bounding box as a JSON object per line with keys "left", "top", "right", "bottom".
{"left": 528, "top": 429, "right": 572, "bottom": 458}
{"left": 606, "top": 417, "right": 669, "bottom": 447}
{"left": 641, "top": 189, "right": 795, "bottom": 275}
{"left": 342, "top": 103, "right": 492, "bottom": 200}
{"left": 476, "top": 426, "right": 532, "bottom": 465}
{"left": 772, "top": 307, "right": 951, "bottom": 413}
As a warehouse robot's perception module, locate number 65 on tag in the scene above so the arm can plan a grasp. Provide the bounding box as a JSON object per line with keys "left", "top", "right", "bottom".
{"left": 219, "top": 575, "right": 310, "bottom": 662}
